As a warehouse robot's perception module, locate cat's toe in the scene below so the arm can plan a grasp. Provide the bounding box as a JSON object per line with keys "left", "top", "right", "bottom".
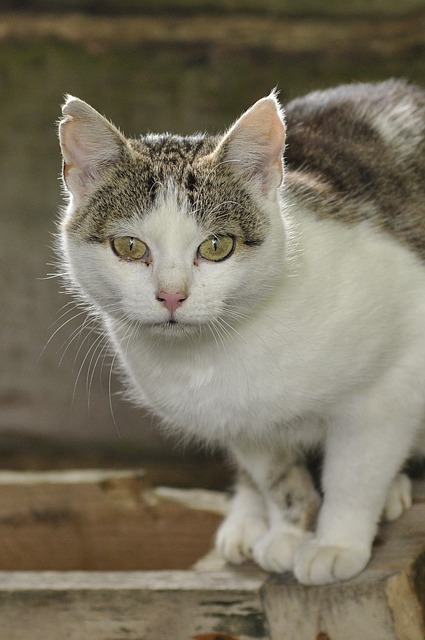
{"left": 215, "top": 515, "right": 268, "bottom": 564}
{"left": 383, "top": 473, "right": 412, "bottom": 522}
{"left": 294, "top": 539, "right": 370, "bottom": 585}
{"left": 253, "top": 525, "right": 311, "bottom": 573}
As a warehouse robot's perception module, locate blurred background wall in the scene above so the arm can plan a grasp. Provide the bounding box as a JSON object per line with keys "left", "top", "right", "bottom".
{"left": 1, "top": 0, "right": 425, "bottom": 472}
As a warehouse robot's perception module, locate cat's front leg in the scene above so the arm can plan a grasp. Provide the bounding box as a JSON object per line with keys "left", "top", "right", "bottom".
{"left": 252, "top": 458, "right": 321, "bottom": 572}
{"left": 382, "top": 472, "right": 412, "bottom": 521}
{"left": 294, "top": 385, "right": 421, "bottom": 585}
{"left": 215, "top": 468, "right": 268, "bottom": 564}
{"left": 217, "top": 446, "right": 321, "bottom": 572}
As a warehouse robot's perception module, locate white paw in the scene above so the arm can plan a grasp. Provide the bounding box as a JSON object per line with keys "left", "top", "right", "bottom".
{"left": 383, "top": 473, "right": 412, "bottom": 522}
{"left": 215, "top": 514, "right": 268, "bottom": 565}
{"left": 253, "top": 524, "right": 311, "bottom": 573}
{"left": 294, "top": 539, "right": 370, "bottom": 585}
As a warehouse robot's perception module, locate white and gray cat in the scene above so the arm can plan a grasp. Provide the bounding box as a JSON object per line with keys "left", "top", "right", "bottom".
{"left": 58, "top": 79, "right": 425, "bottom": 585}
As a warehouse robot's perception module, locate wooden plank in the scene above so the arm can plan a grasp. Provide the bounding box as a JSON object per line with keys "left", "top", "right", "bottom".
{"left": 0, "top": 435, "right": 231, "bottom": 489}
{"left": 0, "top": 570, "right": 268, "bottom": 640}
{"left": 1, "top": 11, "right": 425, "bottom": 58}
{"left": 0, "top": 471, "right": 425, "bottom": 638}
{"left": 263, "top": 568, "right": 425, "bottom": 640}
{"left": 3, "top": 0, "right": 425, "bottom": 17}
{"left": 262, "top": 486, "right": 425, "bottom": 640}
{"left": 0, "top": 471, "right": 223, "bottom": 571}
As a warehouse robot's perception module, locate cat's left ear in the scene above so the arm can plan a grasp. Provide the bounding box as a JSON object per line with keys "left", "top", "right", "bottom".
{"left": 58, "top": 95, "right": 128, "bottom": 203}
{"left": 215, "top": 91, "right": 286, "bottom": 201}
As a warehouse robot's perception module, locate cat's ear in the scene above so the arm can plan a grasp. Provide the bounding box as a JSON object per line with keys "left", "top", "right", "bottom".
{"left": 58, "top": 95, "right": 127, "bottom": 202}
{"left": 215, "top": 91, "right": 286, "bottom": 200}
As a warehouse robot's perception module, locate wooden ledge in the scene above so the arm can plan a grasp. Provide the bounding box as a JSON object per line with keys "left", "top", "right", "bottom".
{"left": 1, "top": 11, "right": 425, "bottom": 58}
{"left": 0, "top": 470, "right": 423, "bottom": 639}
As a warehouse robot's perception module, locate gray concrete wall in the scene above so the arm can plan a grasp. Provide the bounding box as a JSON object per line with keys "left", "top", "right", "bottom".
{"left": 1, "top": 2, "right": 425, "bottom": 458}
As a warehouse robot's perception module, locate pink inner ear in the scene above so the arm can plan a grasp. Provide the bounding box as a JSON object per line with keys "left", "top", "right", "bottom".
{"left": 60, "top": 122, "right": 89, "bottom": 189}
{"left": 61, "top": 118, "right": 114, "bottom": 170}
{"left": 60, "top": 119, "right": 97, "bottom": 194}
{"left": 61, "top": 118, "right": 88, "bottom": 170}
{"left": 220, "top": 95, "right": 286, "bottom": 196}
{"left": 243, "top": 100, "right": 285, "bottom": 162}
{"left": 59, "top": 112, "right": 123, "bottom": 198}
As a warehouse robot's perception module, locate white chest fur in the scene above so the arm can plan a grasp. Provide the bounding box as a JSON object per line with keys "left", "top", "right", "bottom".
{"left": 110, "top": 212, "right": 425, "bottom": 448}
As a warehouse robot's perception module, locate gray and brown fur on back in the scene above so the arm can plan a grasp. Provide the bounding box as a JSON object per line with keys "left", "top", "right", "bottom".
{"left": 283, "top": 79, "right": 425, "bottom": 260}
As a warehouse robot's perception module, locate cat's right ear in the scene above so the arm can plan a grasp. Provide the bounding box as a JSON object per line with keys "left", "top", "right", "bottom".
{"left": 58, "top": 95, "right": 127, "bottom": 203}
{"left": 213, "top": 91, "right": 286, "bottom": 202}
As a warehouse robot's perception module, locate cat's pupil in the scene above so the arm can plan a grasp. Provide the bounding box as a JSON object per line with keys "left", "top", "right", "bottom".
{"left": 212, "top": 238, "right": 218, "bottom": 251}
{"left": 129, "top": 237, "right": 134, "bottom": 251}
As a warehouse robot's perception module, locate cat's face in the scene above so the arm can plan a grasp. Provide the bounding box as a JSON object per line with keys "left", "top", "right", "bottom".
{"left": 59, "top": 93, "right": 287, "bottom": 339}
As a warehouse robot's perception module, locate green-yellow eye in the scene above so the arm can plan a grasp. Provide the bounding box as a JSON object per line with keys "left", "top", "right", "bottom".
{"left": 111, "top": 236, "right": 149, "bottom": 261}
{"left": 197, "top": 235, "right": 235, "bottom": 262}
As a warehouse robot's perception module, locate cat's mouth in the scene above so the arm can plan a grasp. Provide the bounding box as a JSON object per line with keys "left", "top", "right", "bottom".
{"left": 147, "top": 319, "right": 200, "bottom": 338}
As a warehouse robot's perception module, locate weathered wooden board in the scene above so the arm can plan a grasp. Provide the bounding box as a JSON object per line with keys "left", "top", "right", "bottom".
{"left": 2, "top": 11, "right": 425, "bottom": 57}
{"left": 263, "top": 567, "right": 425, "bottom": 640}
{"left": 0, "top": 570, "right": 267, "bottom": 640}
{"left": 0, "top": 471, "right": 424, "bottom": 639}
{"left": 263, "top": 484, "right": 425, "bottom": 640}
{"left": 0, "top": 470, "right": 224, "bottom": 571}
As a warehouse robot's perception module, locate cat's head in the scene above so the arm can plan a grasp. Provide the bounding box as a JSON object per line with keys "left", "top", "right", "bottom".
{"left": 58, "top": 92, "right": 288, "bottom": 339}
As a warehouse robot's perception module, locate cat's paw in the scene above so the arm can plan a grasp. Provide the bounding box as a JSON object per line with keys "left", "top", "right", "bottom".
{"left": 215, "top": 514, "right": 268, "bottom": 564}
{"left": 383, "top": 473, "right": 412, "bottom": 522}
{"left": 294, "top": 539, "right": 370, "bottom": 585}
{"left": 253, "top": 524, "right": 312, "bottom": 573}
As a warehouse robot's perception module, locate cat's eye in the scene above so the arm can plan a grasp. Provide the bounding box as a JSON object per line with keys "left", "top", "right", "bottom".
{"left": 197, "top": 235, "right": 235, "bottom": 262}
{"left": 111, "top": 236, "right": 149, "bottom": 261}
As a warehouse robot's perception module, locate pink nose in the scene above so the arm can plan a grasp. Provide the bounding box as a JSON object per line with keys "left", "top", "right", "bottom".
{"left": 156, "top": 291, "right": 187, "bottom": 316}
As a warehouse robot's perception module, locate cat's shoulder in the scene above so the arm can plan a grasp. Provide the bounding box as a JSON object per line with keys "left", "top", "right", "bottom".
{"left": 284, "top": 80, "right": 425, "bottom": 175}
{"left": 284, "top": 79, "right": 425, "bottom": 140}
{"left": 283, "top": 80, "right": 425, "bottom": 261}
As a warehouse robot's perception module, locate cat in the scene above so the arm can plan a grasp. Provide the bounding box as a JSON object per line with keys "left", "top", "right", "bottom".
{"left": 57, "top": 79, "right": 425, "bottom": 585}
